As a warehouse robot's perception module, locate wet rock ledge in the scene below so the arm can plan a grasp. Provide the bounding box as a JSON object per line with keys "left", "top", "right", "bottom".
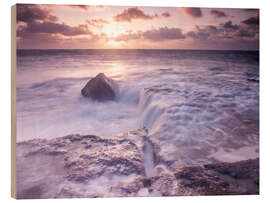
{"left": 16, "top": 128, "right": 259, "bottom": 199}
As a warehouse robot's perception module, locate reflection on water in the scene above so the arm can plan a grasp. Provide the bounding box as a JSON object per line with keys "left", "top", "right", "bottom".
{"left": 105, "top": 63, "right": 126, "bottom": 79}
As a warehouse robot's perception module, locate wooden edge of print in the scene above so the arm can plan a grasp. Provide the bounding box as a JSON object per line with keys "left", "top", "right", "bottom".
{"left": 11, "top": 4, "right": 17, "bottom": 199}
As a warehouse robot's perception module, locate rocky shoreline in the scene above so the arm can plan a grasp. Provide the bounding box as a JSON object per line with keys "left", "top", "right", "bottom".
{"left": 16, "top": 128, "right": 259, "bottom": 199}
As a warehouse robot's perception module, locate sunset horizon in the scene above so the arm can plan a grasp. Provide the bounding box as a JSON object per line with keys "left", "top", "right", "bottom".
{"left": 17, "top": 48, "right": 259, "bottom": 51}
{"left": 16, "top": 4, "right": 259, "bottom": 50}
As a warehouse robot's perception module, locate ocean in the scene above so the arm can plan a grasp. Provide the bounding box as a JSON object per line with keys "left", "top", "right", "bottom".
{"left": 16, "top": 49, "right": 259, "bottom": 166}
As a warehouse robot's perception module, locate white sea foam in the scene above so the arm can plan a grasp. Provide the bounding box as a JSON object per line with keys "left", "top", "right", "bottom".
{"left": 16, "top": 50, "right": 259, "bottom": 165}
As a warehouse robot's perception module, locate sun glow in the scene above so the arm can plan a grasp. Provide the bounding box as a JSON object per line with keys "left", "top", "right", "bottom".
{"left": 107, "top": 40, "right": 125, "bottom": 48}
{"left": 102, "top": 23, "right": 128, "bottom": 36}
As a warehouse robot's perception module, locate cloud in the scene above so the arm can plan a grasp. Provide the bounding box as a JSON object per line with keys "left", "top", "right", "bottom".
{"left": 113, "top": 7, "right": 160, "bottom": 22}
{"left": 16, "top": 21, "right": 105, "bottom": 49}
{"left": 86, "top": 18, "right": 109, "bottom": 28}
{"left": 234, "top": 29, "right": 256, "bottom": 38}
{"left": 143, "top": 27, "right": 186, "bottom": 41}
{"left": 242, "top": 13, "right": 259, "bottom": 26}
{"left": 46, "top": 4, "right": 105, "bottom": 10}
{"left": 17, "top": 33, "right": 104, "bottom": 49}
{"left": 187, "top": 20, "right": 258, "bottom": 42}
{"left": 114, "top": 31, "right": 141, "bottom": 42}
{"left": 112, "top": 23, "right": 258, "bottom": 50}
{"left": 17, "top": 4, "right": 58, "bottom": 23}
{"left": 68, "top": 5, "right": 106, "bottom": 10}
{"left": 186, "top": 26, "right": 213, "bottom": 40}
{"left": 115, "top": 22, "right": 257, "bottom": 44}
{"left": 222, "top": 21, "right": 239, "bottom": 30}
{"left": 180, "top": 8, "right": 202, "bottom": 18}
{"left": 161, "top": 12, "right": 171, "bottom": 18}
{"left": 68, "top": 5, "right": 91, "bottom": 10}
{"left": 243, "top": 9, "right": 259, "bottom": 13}
{"left": 114, "top": 27, "right": 185, "bottom": 42}
{"left": 16, "top": 4, "right": 111, "bottom": 49}
{"left": 210, "top": 10, "right": 227, "bottom": 18}
{"left": 17, "top": 21, "right": 92, "bottom": 37}
{"left": 186, "top": 31, "right": 206, "bottom": 40}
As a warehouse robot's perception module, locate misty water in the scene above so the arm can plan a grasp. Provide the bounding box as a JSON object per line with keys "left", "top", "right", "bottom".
{"left": 16, "top": 49, "right": 259, "bottom": 165}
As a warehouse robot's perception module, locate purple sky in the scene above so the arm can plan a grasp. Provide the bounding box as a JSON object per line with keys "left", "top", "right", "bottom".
{"left": 16, "top": 4, "right": 259, "bottom": 50}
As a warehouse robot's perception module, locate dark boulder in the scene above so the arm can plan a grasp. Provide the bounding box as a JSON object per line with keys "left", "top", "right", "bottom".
{"left": 81, "top": 73, "right": 117, "bottom": 102}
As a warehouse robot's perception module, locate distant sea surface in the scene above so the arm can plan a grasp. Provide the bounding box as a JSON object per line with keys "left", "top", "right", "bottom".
{"left": 16, "top": 49, "right": 259, "bottom": 165}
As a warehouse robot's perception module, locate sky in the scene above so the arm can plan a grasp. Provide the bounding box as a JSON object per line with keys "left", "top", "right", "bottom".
{"left": 16, "top": 4, "right": 259, "bottom": 50}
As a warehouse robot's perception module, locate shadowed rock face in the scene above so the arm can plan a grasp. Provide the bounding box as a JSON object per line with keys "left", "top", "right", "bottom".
{"left": 174, "top": 158, "right": 259, "bottom": 195}
{"left": 81, "top": 73, "right": 117, "bottom": 101}
{"left": 16, "top": 128, "right": 259, "bottom": 198}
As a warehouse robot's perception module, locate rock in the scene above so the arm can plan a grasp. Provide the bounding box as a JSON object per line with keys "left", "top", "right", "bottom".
{"left": 16, "top": 128, "right": 259, "bottom": 198}
{"left": 118, "top": 158, "right": 259, "bottom": 197}
{"left": 16, "top": 130, "right": 146, "bottom": 198}
{"left": 81, "top": 73, "right": 117, "bottom": 101}
{"left": 174, "top": 158, "right": 259, "bottom": 195}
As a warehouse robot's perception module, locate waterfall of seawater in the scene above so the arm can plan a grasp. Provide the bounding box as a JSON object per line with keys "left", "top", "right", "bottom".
{"left": 143, "top": 138, "right": 155, "bottom": 177}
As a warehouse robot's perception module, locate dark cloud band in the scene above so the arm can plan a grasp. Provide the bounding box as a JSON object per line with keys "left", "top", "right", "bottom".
{"left": 17, "top": 4, "right": 58, "bottom": 23}
{"left": 114, "top": 27, "right": 185, "bottom": 42}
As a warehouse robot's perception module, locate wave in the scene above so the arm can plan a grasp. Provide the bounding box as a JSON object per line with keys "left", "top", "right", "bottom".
{"left": 16, "top": 67, "right": 259, "bottom": 166}
{"left": 134, "top": 82, "right": 259, "bottom": 167}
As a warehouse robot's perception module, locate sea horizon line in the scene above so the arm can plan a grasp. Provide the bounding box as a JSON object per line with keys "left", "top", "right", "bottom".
{"left": 17, "top": 48, "right": 259, "bottom": 52}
